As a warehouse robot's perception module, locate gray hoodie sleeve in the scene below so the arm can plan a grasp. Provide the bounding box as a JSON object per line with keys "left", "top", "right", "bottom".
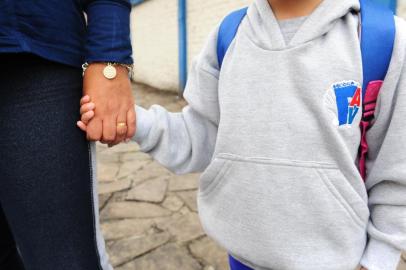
{"left": 132, "top": 28, "right": 220, "bottom": 174}
{"left": 360, "top": 17, "right": 406, "bottom": 270}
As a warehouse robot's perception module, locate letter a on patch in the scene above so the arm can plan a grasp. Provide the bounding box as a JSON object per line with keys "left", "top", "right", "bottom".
{"left": 349, "top": 87, "right": 361, "bottom": 107}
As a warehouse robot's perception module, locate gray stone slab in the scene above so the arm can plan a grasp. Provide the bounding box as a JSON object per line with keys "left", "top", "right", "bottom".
{"left": 97, "top": 163, "right": 120, "bottom": 182}
{"left": 108, "top": 142, "right": 140, "bottom": 153}
{"left": 177, "top": 190, "right": 198, "bottom": 212}
{"left": 399, "top": 1, "right": 406, "bottom": 19}
{"left": 116, "top": 159, "right": 151, "bottom": 180}
{"left": 99, "top": 194, "right": 112, "bottom": 210}
{"left": 98, "top": 152, "right": 121, "bottom": 164}
{"left": 110, "top": 189, "right": 130, "bottom": 203}
{"left": 120, "top": 151, "right": 151, "bottom": 163}
{"left": 168, "top": 174, "right": 199, "bottom": 191}
{"left": 189, "top": 237, "right": 229, "bottom": 270}
{"left": 164, "top": 102, "right": 187, "bottom": 112}
{"left": 108, "top": 232, "right": 170, "bottom": 267}
{"left": 116, "top": 243, "right": 201, "bottom": 270}
{"left": 96, "top": 142, "right": 109, "bottom": 152}
{"left": 156, "top": 212, "right": 204, "bottom": 243}
{"left": 161, "top": 194, "right": 184, "bottom": 212}
{"left": 98, "top": 179, "right": 132, "bottom": 195}
{"left": 101, "top": 202, "right": 171, "bottom": 220}
{"left": 126, "top": 177, "right": 168, "bottom": 203}
{"left": 101, "top": 219, "right": 154, "bottom": 241}
{"left": 154, "top": 211, "right": 183, "bottom": 228}
{"left": 399, "top": 253, "right": 406, "bottom": 270}
{"left": 133, "top": 161, "right": 172, "bottom": 181}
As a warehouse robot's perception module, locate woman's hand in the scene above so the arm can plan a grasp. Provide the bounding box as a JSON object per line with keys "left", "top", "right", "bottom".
{"left": 82, "top": 63, "right": 136, "bottom": 146}
{"left": 77, "top": 95, "right": 131, "bottom": 147}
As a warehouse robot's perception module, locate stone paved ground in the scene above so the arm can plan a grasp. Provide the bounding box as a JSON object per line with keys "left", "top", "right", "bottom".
{"left": 400, "top": 0, "right": 406, "bottom": 17}
{"left": 97, "top": 83, "right": 406, "bottom": 270}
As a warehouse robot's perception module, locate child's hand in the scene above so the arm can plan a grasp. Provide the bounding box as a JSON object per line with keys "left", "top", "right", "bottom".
{"left": 77, "top": 95, "right": 96, "bottom": 132}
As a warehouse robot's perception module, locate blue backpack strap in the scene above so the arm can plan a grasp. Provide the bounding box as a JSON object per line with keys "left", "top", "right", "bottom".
{"left": 358, "top": 0, "right": 395, "bottom": 180}
{"left": 360, "top": 0, "right": 395, "bottom": 98}
{"left": 217, "top": 7, "right": 248, "bottom": 68}
{"left": 229, "top": 255, "right": 254, "bottom": 270}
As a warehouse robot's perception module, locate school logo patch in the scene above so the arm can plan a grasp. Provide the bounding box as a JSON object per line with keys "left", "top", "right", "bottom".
{"left": 324, "top": 81, "right": 362, "bottom": 127}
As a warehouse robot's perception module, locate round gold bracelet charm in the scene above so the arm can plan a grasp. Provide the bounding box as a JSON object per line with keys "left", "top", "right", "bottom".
{"left": 82, "top": 62, "right": 133, "bottom": 79}
{"left": 103, "top": 64, "right": 117, "bottom": 80}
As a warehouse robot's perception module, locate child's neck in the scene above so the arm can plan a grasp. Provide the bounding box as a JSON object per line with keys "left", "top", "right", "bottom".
{"left": 268, "top": 0, "right": 323, "bottom": 20}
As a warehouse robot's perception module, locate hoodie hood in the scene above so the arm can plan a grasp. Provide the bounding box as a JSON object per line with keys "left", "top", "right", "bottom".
{"left": 247, "top": 0, "right": 360, "bottom": 49}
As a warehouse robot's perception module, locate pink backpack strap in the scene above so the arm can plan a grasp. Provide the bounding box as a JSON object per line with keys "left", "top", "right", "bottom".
{"left": 357, "top": 0, "right": 395, "bottom": 180}
{"left": 359, "top": 81, "right": 383, "bottom": 180}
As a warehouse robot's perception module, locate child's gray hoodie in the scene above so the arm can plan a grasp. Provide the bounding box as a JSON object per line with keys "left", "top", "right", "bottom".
{"left": 133, "top": 0, "right": 406, "bottom": 269}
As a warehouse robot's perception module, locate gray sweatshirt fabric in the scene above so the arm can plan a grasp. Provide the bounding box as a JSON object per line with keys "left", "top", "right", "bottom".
{"left": 278, "top": 16, "right": 307, "bottom": 44}
{"left": 133, "top": 0, "right": 406, "bottom": 269}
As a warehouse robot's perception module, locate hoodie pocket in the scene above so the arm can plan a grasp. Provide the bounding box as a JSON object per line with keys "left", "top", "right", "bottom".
{"left": 199, "top": 156, "right": 233, "bottom": 194}
{"left": 198, "top": 153, "right": 369, "bottom": 270}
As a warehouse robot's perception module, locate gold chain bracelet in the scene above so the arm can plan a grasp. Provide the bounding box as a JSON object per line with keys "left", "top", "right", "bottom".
{"left": 82, "top": 62, "right": 133, "bottom": 80}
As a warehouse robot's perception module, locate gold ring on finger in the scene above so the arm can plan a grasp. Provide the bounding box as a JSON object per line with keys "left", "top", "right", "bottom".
{"left": 117, "top": 122, "right": 127, "bottom": 128}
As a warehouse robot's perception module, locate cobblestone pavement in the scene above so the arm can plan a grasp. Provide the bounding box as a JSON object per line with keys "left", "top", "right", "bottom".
{"left": 400, "top": 0, "right": 406, "bottom": 17}
{"left": 97, "top": 83, "right": 406, "bottom": 270}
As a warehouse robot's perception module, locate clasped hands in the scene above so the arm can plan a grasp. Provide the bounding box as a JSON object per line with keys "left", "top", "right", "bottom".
{"left": 78, "top": 63, "right": 136, "bottom": 146}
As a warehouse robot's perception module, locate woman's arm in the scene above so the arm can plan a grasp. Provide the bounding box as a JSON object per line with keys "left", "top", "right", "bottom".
{"left": 79, "top": 27, "right": 221, "bottom": 174}
{"left": 83, "top": 0, "right": 133, "bottom": 64}
{"left": 82, "top": 0, "right": 135, "bottom": 145}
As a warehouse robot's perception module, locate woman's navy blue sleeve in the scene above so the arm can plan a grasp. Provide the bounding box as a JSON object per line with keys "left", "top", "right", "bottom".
{"left": 84, "top": 0, "right": 133, "bottom": 64}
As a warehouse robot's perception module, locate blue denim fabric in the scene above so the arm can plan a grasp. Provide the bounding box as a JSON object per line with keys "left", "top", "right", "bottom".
{"left": 0, "top": 54, "right": 105, "bottom": 270}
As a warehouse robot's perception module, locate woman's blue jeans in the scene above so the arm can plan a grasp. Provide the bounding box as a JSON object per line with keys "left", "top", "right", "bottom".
{"left": 0, "top": 54, "right": 110, "bottom": 270}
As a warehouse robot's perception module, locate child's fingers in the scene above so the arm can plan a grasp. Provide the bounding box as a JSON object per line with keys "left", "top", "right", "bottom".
{"left": 77, "top": 121, "right": 87, "bottom": 132}
{"left": 80, "top": 102, "right": 95, "bottom": 115}
{"left": 80, "top": 95, "right": 90, "bottom": 106}
{"left": 81, "top": 111, "right": 95, "bottom": 124}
